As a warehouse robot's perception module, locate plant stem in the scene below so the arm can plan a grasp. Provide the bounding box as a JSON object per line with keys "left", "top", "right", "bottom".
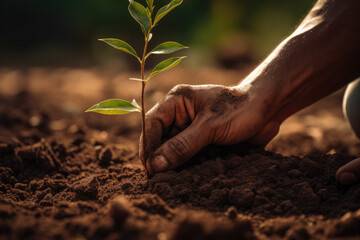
{"left": 140, "top": 30, "right": 151, "bottom": 164}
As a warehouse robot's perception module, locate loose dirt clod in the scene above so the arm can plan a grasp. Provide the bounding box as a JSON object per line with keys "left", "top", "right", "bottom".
{"left": 70, "top": 176, "right": 99, "bottom": 200}
{"left": 99, "top": 147, "right": 113, "bottom": 166}
{"left": 110, "top": 196, "right": 131, "bottom": 226}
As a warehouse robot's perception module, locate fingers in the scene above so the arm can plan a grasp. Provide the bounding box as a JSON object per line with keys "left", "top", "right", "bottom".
{"left": 146, "top": 121, "right": 209, "bottom": 174}
{"left": 139, "top": 88, "right": 195, "bottom": 169}
{"left": 139, "top": 96, "right": 176, "bottom": 167}
{"left": 336, "top": 158, "right": 360, "bottom": 185}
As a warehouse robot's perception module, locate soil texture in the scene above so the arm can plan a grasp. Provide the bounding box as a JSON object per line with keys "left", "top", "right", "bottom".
{"left": 0, "top": 67, "right": 359, "bottom": 240}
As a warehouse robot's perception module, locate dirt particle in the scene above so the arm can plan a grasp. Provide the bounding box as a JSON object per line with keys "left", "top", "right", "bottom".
{"left": 98, "top": 147, "right": 113, "bottom": 166}
{"left": 198, "top": 183, "right": 213, "bottom": 197}
{"left": 301, "top": 158, "right": 321, "bottom": 177}
{"left": 210, "top": 88, "right": 248, "bottom": 114}
{"left": 110, "top": 196, "right": 131, "bottom": 226}
{"left": 226, "top": 206, "right": 237, "bottom": 220}
{"left": 291, "top": 182, "right": 319, "bottom": 210}
{"left": 172, "top": 212, "right": 206, "bottom": 240}
{"left": 35, "top": 187, "right": 51, "bottom": 202}
{"left": 70, "top": 176, "right": 99, "bottom": 199}
{"left": 133, "top": 194, "right": 171, "bottom": 216}
{"left": 39, "top": 193, "right": 53, "bottom": 206}
{"left": 153, "top": 182, "right": 174, "bottom": 199}
{"left": 176, "top": 187, "right": 192, "bottom": 202}
{"left": 285, "top": 226, "right": 310, "bottom": 240}
{"left": 121, "top": 182, "right": 133, "bottom": 191}
{"left": 260, "top": 218, "right": 294, "bottom": 237}
{"left": 280, "top": 200, "right": 294, "bottom": 212}
{"left": 14, "top": 183, "right": 27, "bottom": 191}
{"left": 0, "top": 143, "right": 14, "bottom": 155}
{"left": 317, "top": 188, "right": 328, "bottom": 202}
{"left": 228, "top": 186, "right": 255, "bottom": 209}
{"left": 16, "top": 143, "right": 58, "bottom": 172}
{"left": 0, "top": 183, "right": 7, "bottom": 193}
{"left": 0, "top": 205, "right": 15, "bottom": 219}
{"left": 13, "top": 188, "right": 30, "bottom": 200}
{"left": 288, "top": 169, "right": 302, "bottom": 178}
{"left": 169, "top": 85, "right": 195, "bottom": 99}
{"left": 209, "top": 188, "right": 229, "bottom": 205}
{"left": 326, "top": 210, "right": 360, "bottom": 237}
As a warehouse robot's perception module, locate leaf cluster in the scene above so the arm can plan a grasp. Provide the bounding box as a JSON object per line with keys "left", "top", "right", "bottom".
{"left": 87, "top": 0, "right": 187, "bottom": 115}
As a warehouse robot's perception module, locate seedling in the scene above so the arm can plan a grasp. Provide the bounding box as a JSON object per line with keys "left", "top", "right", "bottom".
{"left": 86, "top": 0, "right": 187, "bottom": 167}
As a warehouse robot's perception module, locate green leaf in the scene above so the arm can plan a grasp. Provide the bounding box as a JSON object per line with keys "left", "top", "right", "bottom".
{"left": 86, "top": 99, "right": 141, "bottom": 115}
{"left": 146, "top": 0, "right": 153, "bottom": 9}
{"left": 128, "top": 0, "right": 151, "bottom": 35}
{"left": 149, "top": 41, "right": 188, "bottom": 56}
{"left": 148, "top": 56, "right": 186, "bottom": 79}
{"left": 154, "top": 0, "right": 183, "bottom": 25}
{"left": 99, "top": 38, "right": 139, "bottom": 60}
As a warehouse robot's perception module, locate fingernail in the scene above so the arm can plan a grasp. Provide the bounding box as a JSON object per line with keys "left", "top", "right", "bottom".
{"left": 153, "top": 155, "right": 169, "bottom": 172}
{"left": 338, "top": 172, "right": 359, "bottom": 185}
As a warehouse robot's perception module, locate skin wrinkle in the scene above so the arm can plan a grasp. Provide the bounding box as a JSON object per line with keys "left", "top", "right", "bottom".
{"left": 166, "top": 98, "right": 192, "bottom": 138}
{"left": 164, "top": 86, "right": 195, "bottom": 139}
{"left": 143, "top": 103, "right": 175, "bottom": 167}
{"left": 143, "top": 119, "right": 162, "bottom": 161}
{"left": 214, "top": 121, "right": 232, "bottom": 144}
{"left": 182, "top": 95, "right": 193, "bottom": 122}
{"left": 168, "top": 137, "right": 187, "bottom": 157}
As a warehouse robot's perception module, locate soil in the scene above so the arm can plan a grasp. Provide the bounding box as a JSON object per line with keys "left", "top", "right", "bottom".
{"left": 0, "top": 67, "right": 360, "bottom": 240}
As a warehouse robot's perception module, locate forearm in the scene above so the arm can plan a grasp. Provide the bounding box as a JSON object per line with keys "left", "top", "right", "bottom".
{"left": 238, "top": 0, "right": 360, "bottom": 123}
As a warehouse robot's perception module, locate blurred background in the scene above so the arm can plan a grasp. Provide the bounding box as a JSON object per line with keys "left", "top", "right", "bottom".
{"left": 0, "top": 0, "right": 314, "bottom": 68}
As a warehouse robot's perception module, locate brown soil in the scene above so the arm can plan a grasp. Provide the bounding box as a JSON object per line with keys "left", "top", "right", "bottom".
{"left": 0, "top": 67, "right": 359, "bottom": 240}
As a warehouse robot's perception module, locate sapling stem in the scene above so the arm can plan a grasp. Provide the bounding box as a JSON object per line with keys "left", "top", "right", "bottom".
{"left": 140, "top": 29, "right": 152, "bottom": 161}
{"left": 86, "top": 0, "right": 187, "bottom": 171}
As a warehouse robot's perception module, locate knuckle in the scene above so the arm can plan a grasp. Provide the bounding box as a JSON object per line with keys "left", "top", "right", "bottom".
{"left": 167, "top": 136, "right": 191, "bottom": 158}
{"left": 168, "top": 84, "right": 195, "bottom": 99}
{"left": 170, "top": 84, "right": 189, "bottom": 94}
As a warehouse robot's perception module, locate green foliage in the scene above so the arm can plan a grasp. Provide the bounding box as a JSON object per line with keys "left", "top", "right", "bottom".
{"left": 128, "top": 0, "right": 151, "bottom": 35}
{"left": 154, "top": 0, "right": 183, "bottom": 25}
{"left": 86, "top": 99, "right": 141, "bottom": 115}
{"left": 146, "top": 0, "right": 154, "bottom": 11}
{"left": 149, "top": 41, "right": 188, "bottom": 56}
{"left": 88, "top": 0, "right": 187, "bottom": 125}
{"left": 98, "top": 38, "right": 139, "bottom": 61}
{"left": 149, "top": 57, "right": 186, "bottom": 79}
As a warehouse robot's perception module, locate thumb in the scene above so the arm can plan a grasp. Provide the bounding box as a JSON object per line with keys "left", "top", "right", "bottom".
{"left": 147, "top": 122, "right": 209, "bottom": 174}
{"left": 336, "top": 157, "right": 360, "bottom": 185}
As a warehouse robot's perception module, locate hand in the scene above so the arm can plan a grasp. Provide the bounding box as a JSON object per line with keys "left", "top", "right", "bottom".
{"left": 139, "top": 84, "right": 281, "bottom": 174}
{"left": 336, "top": 158, "right": 360, "bottom": 185}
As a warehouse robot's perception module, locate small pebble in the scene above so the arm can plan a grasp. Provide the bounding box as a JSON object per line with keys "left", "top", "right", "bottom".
{"left": 226, "top": 206, "right": 238, "bottom": 220}
{"left": 111, "top": 196, "right": 131, "bottom": 226}
{"left": 288, "top": 169, "right": 302, "bottom": 178}
{"left": 99, "top": 147, "right": 113, "bottom": 166}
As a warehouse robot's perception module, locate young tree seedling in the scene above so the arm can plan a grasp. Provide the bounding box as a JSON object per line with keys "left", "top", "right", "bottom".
{"left": 86, "top": 0, "right": 187, "bottom": 169}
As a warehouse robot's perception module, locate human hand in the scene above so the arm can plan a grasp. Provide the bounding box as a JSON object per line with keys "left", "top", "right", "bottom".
{"left": 139, "top": 84, "right": 281, "bottom": 174}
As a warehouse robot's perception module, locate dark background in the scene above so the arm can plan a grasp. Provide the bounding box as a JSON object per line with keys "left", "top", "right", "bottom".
{"left": 0, "top": 0, "right": 314, "bottom": 67}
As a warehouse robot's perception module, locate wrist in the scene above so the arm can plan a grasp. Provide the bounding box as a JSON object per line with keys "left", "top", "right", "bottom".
{"left": 235, "top": 73, "right": 281, "bottom": 124}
